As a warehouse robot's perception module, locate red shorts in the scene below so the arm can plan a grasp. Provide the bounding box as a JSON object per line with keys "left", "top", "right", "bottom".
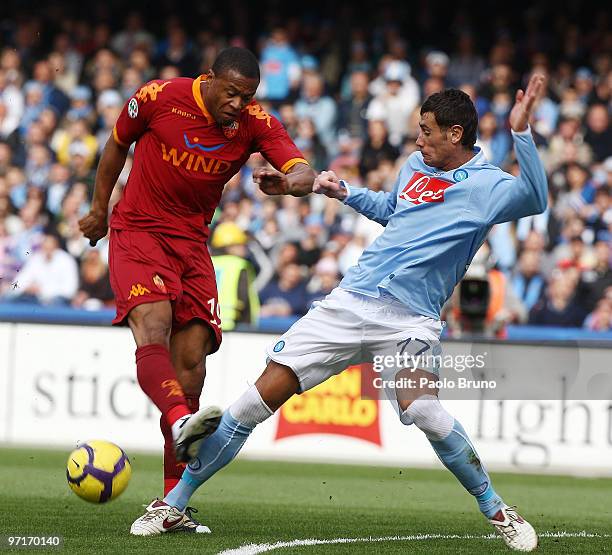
{"left": 108, "top": 229, "right": 222, "bottom": 352}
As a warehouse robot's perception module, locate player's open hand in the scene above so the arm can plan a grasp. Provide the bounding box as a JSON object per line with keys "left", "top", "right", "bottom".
{"left": 79, "top": 209, "right": 108, "bottom": 247}
{"left": 509, "top": 73, "right": 545, "bottom": 133}
{"left": 313, "top": 170, "right": 348, "bottom": 200}
{"left": 253, "top": 167, "right": 290, "bottom": 195}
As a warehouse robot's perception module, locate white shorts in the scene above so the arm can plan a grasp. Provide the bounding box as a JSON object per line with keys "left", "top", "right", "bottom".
{"left": 265, "top": 288, "right": 443, "bottom": 398}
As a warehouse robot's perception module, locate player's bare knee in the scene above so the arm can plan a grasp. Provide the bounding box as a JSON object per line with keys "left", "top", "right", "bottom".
{"left": 128, "top": 303, "right": 172, "bottom": 347}
{"left": 255, "top": 361, "right": 300, "bottom": 412}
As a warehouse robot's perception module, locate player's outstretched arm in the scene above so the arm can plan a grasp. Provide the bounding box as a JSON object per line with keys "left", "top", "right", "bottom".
{"left": 314, "top": 170, "right": 398, "bottom": 226}
{"left": 254, "top": 163, "right": 316, "bottom": 197}
{"left": 483, "top": 74, "right": 548, "bottom": 225}
{"left": 79, "top": 136, "right": 130, "bottom": 246}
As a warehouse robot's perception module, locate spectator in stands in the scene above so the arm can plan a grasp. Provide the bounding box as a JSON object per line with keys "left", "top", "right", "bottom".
{"left": 359, "top": 119, "right": 399, "bottom": 177}
{"left": 294, "top": 117, "right": 328, "bottom": 170}
{"left": 295, "top": 72, "right": 337, "bottom": 154}
{"left": 260, "top": 27, "right": 301, "bottom": 104}
{"left": 307, "top": 256, "right": 340, "bottom": 305}
{"left": 529, "top": 271, "right": 585, "bottom": 327}
{"left": 110, "top": 11, "right": 155, "bottom": 59}
{"left": 31, "top": 60, "right": 69, "bottom": 117}
{"left": 48, "top": 51, "right": 78, "bottom": 96}
{"left": 52, "top": 118, "right": 97, "bottom": 169}
{"left": 0, "top": 219, "right": 18, "bottom": 294}
{"left": 210, "top": 222, "right": 260, "bottom": 331}
{"left": 583, "top": 288, "right": 612, "bottom": 331}
{"left": 259, "top": 263, "right": 308, "bottom": 318}
{"left": 66, "top": 85, "right": 94, "bottom": 124}
{"left": 584, "top": 104, "right": 612, "bottom": 163}
{"left": 423, "top": 51, "right": 450, "bottom": 87}
{"left": 576, "top": 240, "right": 612, "bottom": 314}
{"left": 476, "top": 111, "right": 511, "bottom": 167}
{"left": 448, "top": 33, "right": 485, "bottom": 87}
{"left": 19, "top": 81, "right": 45, "bottom": 135}
{"left": 367, "top": 60, "right": 420, "bottom": 147}
{"left": 72, "top": 249, "right": 114, "bottom": 309}
{"left": 337, "top": 70, "right": 372, "bottom": 141}
{"left": 4, "top": 234, "right": 78, "bottom": 305}
{"left": 11, "top": 202, "right": 45, "bottom": 265}
{"left": 0, "top": 69, "right": 24, "bottom": 139}
{"left": 24, "top": 143, "right": 51, "bottom": 189}
{"left": 583, "top": 186, "right": 611, "bottom": 241}
{"left": 155, "top": 21, "right": 199, "bottom": 77}
{"left": 0, "top": 4, "right": 609, "bottom": 334}
{"left": 545, "top": 116, "right": 592, "bottom": 170}
{"left": 295, "top": 213, "right": 326, "bottom": 268}
{"left": 511, "top": 250, "right": 546, "bottom": 311}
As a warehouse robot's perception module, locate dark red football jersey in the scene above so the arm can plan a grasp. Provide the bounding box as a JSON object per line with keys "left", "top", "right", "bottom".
{"left": 111, "top": 76, "right": 307, "bottom": 240}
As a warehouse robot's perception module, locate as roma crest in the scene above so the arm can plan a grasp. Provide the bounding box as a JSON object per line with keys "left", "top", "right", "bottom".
{"left": 222, "top": 121, "right": 239, "bottom": 139}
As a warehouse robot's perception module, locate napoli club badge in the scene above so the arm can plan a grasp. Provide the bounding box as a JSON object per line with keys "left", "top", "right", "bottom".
{"left": 222, "top": 121, "right": 239, "bottom": 139}
{"left": 453, "top": 169, "right": 469, "bottom": 182}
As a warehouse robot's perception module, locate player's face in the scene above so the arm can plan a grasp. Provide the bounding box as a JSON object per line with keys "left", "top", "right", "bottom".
{"left": 206, "top": 69, "right": 259, "bottom": 125}
{"left": 416, "top": 112, "right": 456, "bottom": 168}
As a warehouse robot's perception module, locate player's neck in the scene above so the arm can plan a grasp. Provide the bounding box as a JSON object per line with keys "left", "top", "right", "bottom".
{"left": 200, "top": 81, "right": 216, "bottom": 124}
{"left": 439, "top": 149, "right": 476, "bottom": 172}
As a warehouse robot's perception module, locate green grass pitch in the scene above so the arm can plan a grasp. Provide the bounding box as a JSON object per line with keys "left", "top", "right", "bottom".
{"left": 0, "top": 446, "right": 610, "bottom": 554}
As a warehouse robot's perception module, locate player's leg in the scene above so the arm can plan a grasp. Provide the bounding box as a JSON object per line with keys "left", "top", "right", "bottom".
{"left": 109, "top": 229, "right": 218, "bottom": 464}
{"left": 159, "top": 320, "right": 214, "bottom": 495}
{"left": 128, "top": 301, "right": 196, "bottom": 445}
{"left": 162, "top": 289, "right": 361, "bottom": 512}
{"left": 392, "top": 368, "right": 505, "bottom": 516}
{"left": 132, "top": 359, "right": 298, "bottom": 536}
{"left": 393, "top": 368, "right": 537, "bottom": 551}
{"left": 369, "top": 295, "right": 536, "bottom": 551}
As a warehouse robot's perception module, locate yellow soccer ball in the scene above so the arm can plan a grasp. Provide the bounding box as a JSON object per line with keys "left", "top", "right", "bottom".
{"left": 66, "top": 440, "right": 132, "bottom": 503}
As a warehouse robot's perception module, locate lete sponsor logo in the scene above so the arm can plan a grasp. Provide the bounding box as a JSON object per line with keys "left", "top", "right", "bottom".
{"left": 399, "top": 172, "right": 455, "bottom": 205}
{"left": 275, "top": 365, "right": 381, "bottom": 446}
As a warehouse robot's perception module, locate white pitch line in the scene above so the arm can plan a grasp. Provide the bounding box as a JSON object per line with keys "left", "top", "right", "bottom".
{"left": 217, "top": 530, "right": 611, "bottom": 555}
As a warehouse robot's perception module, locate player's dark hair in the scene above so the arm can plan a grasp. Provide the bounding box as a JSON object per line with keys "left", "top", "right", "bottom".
{"left": 212, "top": 47, "right": 260, "bottom": 80}
{"left": 421, "top": 89, "right": 478, "bottom": 149}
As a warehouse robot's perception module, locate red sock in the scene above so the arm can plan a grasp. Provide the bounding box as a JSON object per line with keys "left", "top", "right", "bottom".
{"left": 162, "top": 395, "right": 201, "bottom": 496}
{"left": 135, "top": 344, "right": 190, "bottom": 427}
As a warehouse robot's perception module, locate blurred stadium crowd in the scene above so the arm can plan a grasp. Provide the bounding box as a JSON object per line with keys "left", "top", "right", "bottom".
{"left": 0, "top": 1, "right": 610, "bottom": 333}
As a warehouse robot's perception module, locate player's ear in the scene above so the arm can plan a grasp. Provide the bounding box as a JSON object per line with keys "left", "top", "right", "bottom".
{"left": 207, "top": 69, "right": 215, "bottom": 81}
{"left": 449, "top": 124, "right": 464, "bottom": 146}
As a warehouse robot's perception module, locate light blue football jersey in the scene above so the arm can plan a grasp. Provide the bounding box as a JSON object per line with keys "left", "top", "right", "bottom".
{"left": 339, "top": 128, "right": 547, "bottom": 319}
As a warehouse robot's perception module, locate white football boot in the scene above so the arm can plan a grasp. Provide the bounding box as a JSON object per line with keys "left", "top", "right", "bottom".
{"left": 130, "top": 499, "right": 211, "bottom": 536}
{"left": 174, "top": 405, "right": 223, "bottom": 463}
{"left": 489, "top": 505, "right": 538, "bottom": 552}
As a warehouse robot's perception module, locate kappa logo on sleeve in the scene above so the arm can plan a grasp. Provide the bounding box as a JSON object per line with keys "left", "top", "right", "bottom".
{"left": 135, "top": 81, "right": 171, "bottom": 103}
{"left": 245, "top": 103, "right": 272, "bottom": 128}
{"left": 399, "top": 172, "right": 455, "bottom": 205}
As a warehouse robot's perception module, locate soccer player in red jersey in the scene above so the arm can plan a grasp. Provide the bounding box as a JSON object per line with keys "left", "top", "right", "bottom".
{"left": 79, "top": 47, "right": 315, "bottom": 509}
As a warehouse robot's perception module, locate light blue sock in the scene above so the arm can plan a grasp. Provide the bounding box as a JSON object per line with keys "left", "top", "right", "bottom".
{"left": 429, "top": 420, "right": 505, "bottom": 518}
{"left": 164, "top": 410, "right": 253, "bottom": 511}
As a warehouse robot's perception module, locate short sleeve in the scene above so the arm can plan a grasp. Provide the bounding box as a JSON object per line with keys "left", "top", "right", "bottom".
{"left": 113, "top": 80, "right": 172, "bottom": 147}
{"left": 249, "top": 105, "right": 308, "bottom": 173}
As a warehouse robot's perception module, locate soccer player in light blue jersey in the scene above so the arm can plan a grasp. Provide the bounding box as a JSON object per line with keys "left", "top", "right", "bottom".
{"left": 132, "top": 75, "right": 547, "bottom": 551}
